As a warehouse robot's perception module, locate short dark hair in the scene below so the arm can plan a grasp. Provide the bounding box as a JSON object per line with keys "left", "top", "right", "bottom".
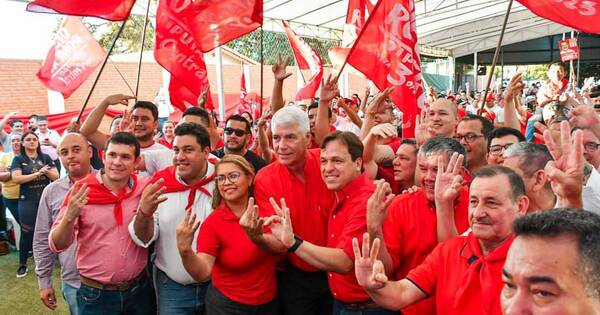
{"left": 472, "top": 165, "right": 525, "bottom": 202}
{"left": 37, "top": 115, "right": 48, "bottom": 122}
{"left": 487, "top": 127, "right": 526, "bottom": 150}
{"left": 513, "top": 208, "right": 600, "bottom": 296}
{"left": 132, "top": 101, "right": 159, "bottom": 121}
{"left": 321, "top": 131, "right": 363, "bottom": 162}
{"left": 28, "top": 114, "right": 38, "bottom": 120}
{"left": 104, "top": 132, "right": 140, "bottom": 158}
{"left": 182, "top": 107, "right": 210, "bottom": 126}
{"left": 308, "top": 102, "right": 332, "bottom": 118}
{"left": 399, "top": 138, "right": 418, "bottom": 154}
{"left": 174, "top": 122, "right": 211, "bottom": 149}
{"left": 460, "top": 114, "right": 494, "bottom": 139}
{"left": 420, "top": 136, "right": 467, "bottom": 168}
{"left": 10, "top": 119, "right": 23, "bottom": 128}
{"left": 226, "top": 114, "right": 251, "bottom": 133}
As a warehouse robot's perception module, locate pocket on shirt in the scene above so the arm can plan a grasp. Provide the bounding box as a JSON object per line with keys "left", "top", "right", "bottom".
{"left": 78, "top": 285, "right": 102, "bottom": 303}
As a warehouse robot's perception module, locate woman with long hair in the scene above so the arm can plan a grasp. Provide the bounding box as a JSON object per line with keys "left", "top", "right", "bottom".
{"left": 176, "top": 155, "right": 278, "bottom": 314}
{"left": 11, "top": 131, "right": 58, "bottom": 277}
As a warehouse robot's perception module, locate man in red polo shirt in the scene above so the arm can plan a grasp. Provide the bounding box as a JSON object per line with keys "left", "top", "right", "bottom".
{"left": 265, "top": 131, "right": 395, "bottom": 315}
{"left": 354, "top": 165, "right": 529, "bottom": 315}
{"left": 367, "top": 136, "right": 470, "bottom": 315}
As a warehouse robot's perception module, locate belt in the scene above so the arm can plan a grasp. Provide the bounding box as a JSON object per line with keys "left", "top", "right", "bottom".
{"left": 80, "top": 271, "right": 145, "bottom": 292}
{"left": 342, "top": 300, "right": 379, "bottom": 311}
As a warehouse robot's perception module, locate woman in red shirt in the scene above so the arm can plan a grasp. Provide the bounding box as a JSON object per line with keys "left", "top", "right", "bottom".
{"left": 176, "top": 155, "right": 278, "bottom": 315}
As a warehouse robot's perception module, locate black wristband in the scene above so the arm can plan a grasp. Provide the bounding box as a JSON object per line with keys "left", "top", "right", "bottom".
{"left": 287, "top": 235, "right": 303, "bottom": 253}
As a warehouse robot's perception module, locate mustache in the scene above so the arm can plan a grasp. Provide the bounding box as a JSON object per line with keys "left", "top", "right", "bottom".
{"left": 472, "top": 216, "right": 493, "bottom": 225}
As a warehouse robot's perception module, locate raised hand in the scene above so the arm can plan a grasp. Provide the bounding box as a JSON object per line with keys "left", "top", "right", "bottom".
{"left": 176, "top": 208, "right": 201, "bottom": 254}
{"left": 239, "top": 197, "right": 264, "bottom": 242}
{"left": 65, "top": 183, "right": 89, "bottom": 221}
{"left": 503, "top": 73, "right": 524, "bottom": 102}
{"left": 569, "top": 104, "right": 600, "bottom": 129}
{"left": 102, "top": 94, "right": 135, "bottom": 106}
{"left": 353, "top": 233, "right": 388, "bottom": 290}
{"left": 369, "top": 123, "right": 397, "bottom": 142}
{"left": 197, "top": 86, "right": 209, "bottom": 108}
{"left": 543, "top": 120, "right": 584, "bottom": 208}
{"left": 118, "top": 109, "right": 133, "bottom": 133}
{"left": 263, "top": 197, "right": 294, "bottom": 247}
{"left": 320, "top": 73, "right": 339, "bottom": 103}
{"left": 366, "top": 87, "right": 394, "bottom": 119}
{"left": 272, "top": 53, "right": 292, "bottom": 81}
{"left": 434, "top": 152, "right": 464, "bottom": 204}
{"left": 367, "top": 180, "right": 395, "bottom": 231}
{"left": 139, "top": 178, "right": 168, "bottom": 217}
{"left": 415, "top": 109, "right": 431, "bottom": 146}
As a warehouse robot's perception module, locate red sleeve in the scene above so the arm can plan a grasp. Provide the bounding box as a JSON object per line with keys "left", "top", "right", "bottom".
{"left": 382, "top": 199, "right": 404, "bottom": 272}
{"left": 196, "top": 214, "right": 221, "bottom": 257}
{"left": 405, "top": 241, "right": 444, "bottom": 296}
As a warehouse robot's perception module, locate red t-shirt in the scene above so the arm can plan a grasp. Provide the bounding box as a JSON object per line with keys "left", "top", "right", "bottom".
{"left": 197, "top": 204, "right": 277, "bottom": 305}
{"left": 157, "top": 137, "right": 173, "bottom": 149}
{"left": 327, "top": 174, "right": 375, "bottom": 303}
{"left": 383, "top": 188, "right": 470, "bottom": 315}
{"left": 254, "top": 149, "right": 335, "bottom": 272}
{"left": 407, "top": 233, "right": 513, "bottom": 315}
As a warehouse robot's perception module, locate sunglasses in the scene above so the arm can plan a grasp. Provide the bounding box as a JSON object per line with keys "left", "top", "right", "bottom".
{"left": 224, "top": 127, "right": 246, "bottom": 137}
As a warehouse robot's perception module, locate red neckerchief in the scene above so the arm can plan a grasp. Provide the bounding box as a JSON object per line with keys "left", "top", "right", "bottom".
{"left": 64, "top": 173, "right": 138, "bottom": 226}
{"left": 151, "top": 163, "right": 216, "bottom": 210}
{"left": 454, "top": 232, "right": 514, "bottom": 314}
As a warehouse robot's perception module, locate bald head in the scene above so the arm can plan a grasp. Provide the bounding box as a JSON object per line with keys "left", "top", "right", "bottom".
{"left": 428, "top": 99, "right": 458, "bottom": 137}
{"left": 58, "top": 133, "right": 93, "bottom": 179}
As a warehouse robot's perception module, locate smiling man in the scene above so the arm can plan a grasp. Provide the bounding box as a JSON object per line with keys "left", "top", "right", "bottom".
{"left": 211, "top": 114, "right": 266, "bottom": 172}
{"left": 455, "top": 114, "right": 493, "bottom": 173}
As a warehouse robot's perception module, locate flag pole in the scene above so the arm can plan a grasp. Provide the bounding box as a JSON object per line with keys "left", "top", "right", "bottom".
{"left": 76, "top": 20, "right": 127, "bottom": 123}
{"left": 259, "top": 26, "right": 264, "bottom": 117}
{"left": 479, "top": 0, "right": 514, "bottom": 113}
{"left": 109, "top": 58, "right": 135, "bottom": 95}
{"left": 134, "top": 0, "right": 152, "bottom": 98}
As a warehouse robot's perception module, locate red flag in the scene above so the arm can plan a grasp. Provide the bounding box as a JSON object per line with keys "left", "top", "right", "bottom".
{"left": 27, "top": 0, "right": 134, "bottom": 21}
{"left": 36, "top": 17, "right": 105, "bottom": 99}
{"left": 155, "top": 0, "right": 214, "bottom": 111}
{"left": 174, "top": 0, "right": 263, "bottom": 53}
{"left": 345, "top": 0, "right": 425, "bottom": 138}
{"left": 237, "top": 66, "right": 252, "bottom": 115}
{"left": 517, "top": 0, "right": 600, "bottom": 34}
{"left": 282, "top": 21, "right": 323, "bottom": 101}
{"left": 328, "top": 0, "right": 373, "bottom": 67}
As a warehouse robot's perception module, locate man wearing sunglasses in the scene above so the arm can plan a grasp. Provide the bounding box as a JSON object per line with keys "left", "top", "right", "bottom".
{"left": 211, "top": 114, "right": 267, "bottom": 172}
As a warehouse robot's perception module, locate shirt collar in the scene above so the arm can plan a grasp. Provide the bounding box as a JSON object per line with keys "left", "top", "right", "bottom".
{"left": 218, "top": 202, "right": 240, "bottom": 221}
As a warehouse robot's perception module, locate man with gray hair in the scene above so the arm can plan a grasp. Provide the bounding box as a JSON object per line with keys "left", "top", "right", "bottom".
{"left": 249, "top": 105, "right": 336, "bottom": 315}
{"left": 365, "top": 136, "right": 470, "bottom": 315}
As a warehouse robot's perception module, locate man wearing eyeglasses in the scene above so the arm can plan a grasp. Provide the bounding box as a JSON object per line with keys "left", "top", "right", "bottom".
{"left": 486, "top": 127, "right": 526, "bottom": 165}
{"left": 573, "top": 127, "right": 600, "bottom": 170}
{"left": 211, "top": 114, "right": 266, "bottom": 172}
{"left": 455, "top": 115, "right": 494, "bottom": 174}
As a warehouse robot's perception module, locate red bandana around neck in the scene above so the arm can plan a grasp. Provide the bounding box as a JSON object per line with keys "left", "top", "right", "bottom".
{"left": 151, "top": 165, "right": 215, "bottom": 210}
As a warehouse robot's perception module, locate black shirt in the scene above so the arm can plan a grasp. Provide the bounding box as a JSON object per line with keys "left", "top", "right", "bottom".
{"left": 211, "top": 148, "right": 268, "bottom": 172}
{"left": 11, "top": 153, "right": 54, "bottom": 201}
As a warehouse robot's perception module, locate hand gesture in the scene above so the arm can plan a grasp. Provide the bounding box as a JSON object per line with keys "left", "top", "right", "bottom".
{"left": 320, "top": 74, "right": 339, "bottom": 103}
{"left": 415, "top": 109, "right": 431, "bottom": 146}
{"left": 366, "top": 180, "right": 395, "bottom": 231}
{"left": 139, "top": 178, "right": 168, "bottom": 217}
{"left": 239, "top": 197, "right": 264, "bottom": 242}
{"left": 434, "top": 152, "right": 464, "bottom": 204}
{"left": 102, "top": 94, "right": 135, "bottom": 106}
{"left": 176, "top": 208, "right": 201, "bottom": 254}
{"left": 543, "top": 121, "right": 584, "bottom": 206}
{"left": 197, "top": 86, "right": 209, "bottom": 108}
{"left": 272, "top": 53, "right": 292, "bottom": 81}
{"left": 118, "top": 109, "right": 133, "bottom": 133}
{"left": 66, "top": 120, "right": 81, "bottom": 133}
{"left": 353, "top": 233, "right": 388, "bottom": 290}
{"left": 369, "top": 123, "right": 397, "bottom": 141}
{"left": 263, "top": 197, "right": 294, "bottom": 247}
{"left": 39, "top": 287, "right": 57, "bottom": 310}
{"left": 402, "top": 185, "right": 420, "bottom": 194}
{"left": 257, "top": 108, "right": 271, "bottom": 129}
{"left": 66, "top": 183, "right": 89, "bottom": 221}
{"left": 503, "top": 73, "right": 524, "bottom": 103}
{"left": 366, "top": 87, "right": 394, "bottom": 119}
{"left": 569, "top": 104, "right": 600, "bottom": 129}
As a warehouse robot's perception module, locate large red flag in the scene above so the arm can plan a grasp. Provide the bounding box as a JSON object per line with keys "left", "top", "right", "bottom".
{"left": 282, "top": 21, "right": 324, "bottom": 101}
{"left": 36, "top": 17, "right": 105, "bottom": 99}
{"left": 237, "top": 66, "right": 252, "bottom": 115}
{"left": 27, "top": 0, "right": 134, "bottom": 21}
{"left": 345, "top": 0, "right": 424, "bottom": 138}
{"left": 329, "top": 0, "right": 373, "bottom": 67}
{"left": 174, "top": 0, "right": 263, "bottom": 52}
{"left": 517, "top": 0, "right": 600, "bottom": 34}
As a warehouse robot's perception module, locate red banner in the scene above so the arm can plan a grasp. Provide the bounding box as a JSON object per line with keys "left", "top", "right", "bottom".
{"left": 27, "top": 0, "right": 134, "bottom": 21}
{"left": 329, "top": 0, "right": 373, "bottom": 67}
{"left": 37, "top": 17, "right": 105, "bottom": 99}
{"left": 517, "top": 0, "right": 600, "bottom": 34}
{"left": 282, "top": 21, "right": 324, "bottom": 101}
{"left": 559, "top": 38, "right": 580, "bottom": 62}
{"left": 173, "top": 0, "right": 263, "bottom": 53}
{"left": 345, "top": 0, "right": 425, "bottom": 138}
{"left": 237, "top": 66, "right": 252, "bottom": 115}
{"left": 168, "top": 77, "right": 214, "bottom": 111}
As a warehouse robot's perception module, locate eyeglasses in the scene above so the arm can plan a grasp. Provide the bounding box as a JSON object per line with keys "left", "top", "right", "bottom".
{"left": 215, "top": 171, "right": 241, "bottom": 185}
{"left": 489, "top": 143, "right": 514, "bottom": 156}
{"left": 584, "top": 142, "right": 600, "bottom": 152}
{"left": 224, "top": 127, "right": 246, "bottom": 137}
{"left": 454, "top": 133, "right": 484, "bottom": 144}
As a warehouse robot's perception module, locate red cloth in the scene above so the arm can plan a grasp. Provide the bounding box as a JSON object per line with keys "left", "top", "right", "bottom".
{"left": 282, "top": 21, "right": 323, "bottom": 101}
{"left": 197, "top": 203, "right": 277, "bottom": 305}
{"left": 407, "top": 233, "right": 513, "bottom": 315}
{"left": 157, "top": 137, "right": 173, "bottom": 149}
{"left": 383, "top": 188, "right": 470, "bottom": 315}
{"left": 345, "top": 0, "right": 425, "bottom": 138}
{"left": 37, "top": 17, "right": 105, "bottom": 99}
{"left": 27, "top": 0, "right": 134, "bottom": 21}
{"left": 457, "top": 107, "right": 467, "bottom": 120}
{"left": 327, "top": 174, "right": 374, "bottom": 303}
{"left": 254, "top": 149, "right": 335, "bottom": 272}
{"left": 327, "top": 0, "right": 373, "bottom": 67}
{"left": 517, "top": 0, "right": 600, "bottom": 34}
{"left": 150, "top": 166, "right": 215, "bottom": 210}
{"left": 168, "top": 78, "right": 214, "bottom": 111}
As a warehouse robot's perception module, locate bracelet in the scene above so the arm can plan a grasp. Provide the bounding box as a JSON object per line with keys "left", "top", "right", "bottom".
{"left": 138, "top": 208, "right": 153, "bottom": 219}
{"left": 287, "top": 235, "right": 303, "bottom": 253}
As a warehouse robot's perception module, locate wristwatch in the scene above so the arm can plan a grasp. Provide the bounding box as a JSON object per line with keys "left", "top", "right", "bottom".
{"left": 287, "top": 235, "right": 303, "bottom": 253}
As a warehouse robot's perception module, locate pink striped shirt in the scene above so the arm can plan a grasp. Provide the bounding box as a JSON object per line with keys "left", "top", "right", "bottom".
{"left": 49, "top": 173, "right": 150, "bottom": 285}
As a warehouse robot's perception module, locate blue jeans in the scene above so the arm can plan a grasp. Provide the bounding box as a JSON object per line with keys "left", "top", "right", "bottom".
{"left": 61, "top": 281, "right": 79, "bottom": 315}
{"left": 77, "top": 274, "right": 153, "bottom": 315}
{"left": 332, "top": 300, "right": 397, "bottom": 315}
{"left": 154, "top": 267, "right": 208, "bottom": 315}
